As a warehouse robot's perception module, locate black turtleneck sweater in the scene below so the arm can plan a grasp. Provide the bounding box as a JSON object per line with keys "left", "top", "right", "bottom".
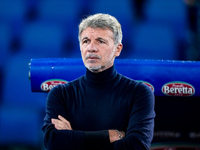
{"left": 42, "top": 66, "right": 155, "bottom": 150}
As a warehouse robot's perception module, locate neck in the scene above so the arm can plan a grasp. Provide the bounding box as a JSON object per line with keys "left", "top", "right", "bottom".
{"left": 84, "top": 65, "right": 117, "bottom": 87}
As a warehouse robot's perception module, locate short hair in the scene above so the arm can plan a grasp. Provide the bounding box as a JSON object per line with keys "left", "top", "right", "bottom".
{"left": 78, "top": 13, "right": 122, "bottom": 45}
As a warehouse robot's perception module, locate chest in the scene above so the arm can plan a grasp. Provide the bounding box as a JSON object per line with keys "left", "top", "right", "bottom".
{"left": 65, "top": 85, "right": 134, "bottom": 131}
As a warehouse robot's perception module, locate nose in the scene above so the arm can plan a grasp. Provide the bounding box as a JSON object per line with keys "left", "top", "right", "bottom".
{"left": 87, "top": 42, "right": 98, "bottom": 53}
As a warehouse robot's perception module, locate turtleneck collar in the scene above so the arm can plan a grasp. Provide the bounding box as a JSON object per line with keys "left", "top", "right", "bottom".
{"left": 83, "top": 65, "right": 118, "bottom": 87}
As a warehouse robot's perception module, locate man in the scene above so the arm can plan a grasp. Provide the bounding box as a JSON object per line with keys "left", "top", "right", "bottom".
{"left": 42, "top": 13, "right": 155, "bottom": 150}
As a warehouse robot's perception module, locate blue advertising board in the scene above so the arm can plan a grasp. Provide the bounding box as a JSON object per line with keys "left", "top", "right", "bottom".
{"left": 30, "top": 58, "right": 200, "bottom": 97}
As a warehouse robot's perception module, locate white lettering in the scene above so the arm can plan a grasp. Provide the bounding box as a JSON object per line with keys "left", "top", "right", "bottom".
{"left": 42, "top": 83, "right": 49, "bottom": 90}
{"left": 170, "top": 87, "right": 175, "bottom": 93}
{"left": 177, "top": 87, "right": 182, "bottom": 93}
{"left": 164, "top": 86, "right": 170, "bottom": 93}
{"left": 183, "top": 87, "right": 187, "bottom": 93}
{"left": 42, "top": 83, "right": 57, "bottom": 91}
{"left": 163, "top": 85, "right": 194, "bottom": 95}
{"left": 188, "top": 88, "right": 193, "bottom": 94}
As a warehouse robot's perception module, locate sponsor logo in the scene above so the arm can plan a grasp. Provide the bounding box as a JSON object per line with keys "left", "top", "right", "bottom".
{"left": 41, "top": 79, "right": 68, "bottom": 92}
{"left": 137, "top": 80, "right": 154, "bottom": 92}
{"left": 162, "top": 81, "right": 195, "bottom": 96}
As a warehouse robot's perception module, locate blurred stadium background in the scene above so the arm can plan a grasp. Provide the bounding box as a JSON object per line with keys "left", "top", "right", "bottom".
{"left": 0, "top": 0, "right": 199, "bottom": 149}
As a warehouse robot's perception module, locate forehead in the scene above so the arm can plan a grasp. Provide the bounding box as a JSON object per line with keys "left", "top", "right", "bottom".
{"left": 81, "top": 27, "right": 114, "bottom": 39}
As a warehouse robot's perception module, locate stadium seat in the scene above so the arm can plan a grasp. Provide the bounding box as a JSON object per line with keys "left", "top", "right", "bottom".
{"left": 90, "top": 0, "right": 135, "bottom": 57}
{"left": 21, "top": 22, "right": 64, "bottom": 58}
{"left": 37, "top": 0, "right": 82, "bottom": 57}
{"left": 0, "top": 0, "right": 26, "bottom": 22}
{"left": 0, "top": 105, "right": 43, "bottom": 147}
{"left": 144, "top": 0, "right": 188, "bottom": 41}
{"left": 0, "top": 0, "right": 27, "bottom": 41}
{"left": 38, "top": 0, "right": 81, "bottom": 24}
{"left": 90, "top": 0, "right": 134, "bottom": 24}
{"left": 130, "top": 23, "right": 177, "bottom": 60}
{"left": 1, "top": 54, "right": 47, "bottom": 108}
{"left": 0, "top": 23, "right": 12, "bottom": 102}
{"left": 0, "top": 23, "right": 12, "bottom": 66}
{"left": 0, "top": 53, "right": 47, "bottom": 147}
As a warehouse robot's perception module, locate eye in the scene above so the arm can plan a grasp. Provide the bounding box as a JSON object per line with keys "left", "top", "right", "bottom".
{"left": 96, "top": 37, "right": 107, "bottom": 44}
{"left": 98, "top": 40, "right": 105, "bottom": 44}
{"left": 82, "top": 39, "right": 89, "bottom": 44}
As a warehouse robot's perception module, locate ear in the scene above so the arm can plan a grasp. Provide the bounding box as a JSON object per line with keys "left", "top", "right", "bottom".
{"left": 114, "top": 43, "right": 123, "bottom": 57}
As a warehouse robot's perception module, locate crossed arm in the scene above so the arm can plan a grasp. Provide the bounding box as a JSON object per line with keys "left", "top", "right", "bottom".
{"left": 43, "top": 83, "right": 155, "bottom": 150}
{"left": 51, "top": 115, "right": 125, "bottom": 143}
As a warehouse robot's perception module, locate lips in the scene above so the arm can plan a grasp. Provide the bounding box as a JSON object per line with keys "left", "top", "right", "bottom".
{"left": 85, "top": 54, "right": 101, "bottom": 60}
{"left": 87, "top": 57, "right": 99, "bottom": 59}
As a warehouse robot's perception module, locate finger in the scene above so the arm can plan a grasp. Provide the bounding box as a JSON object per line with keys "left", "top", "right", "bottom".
{"left": 58, "top": 115, "right": 70, "bottom": 124}
{"left": 54, "top": 124, "right": 62, "bottom": 130}
{"left": 52, "top": 119, "right": 66, "bottom": 130}
{"left": 58, "top": 115, "right": 72, "bottom": 130}
{"left": 52, "top": 119, "right": 64, "bottom": 128}
{"left": 51, "top": 118, "right": 56, "bottom": 124}
{"left": 51, "top": 118, "right": 62, "bottom": 125}
{"left": 52, "top": 118, "right": 72, "bottom": 130}
{"left": 51, "top": 119, "right": 61, "bottom": 129}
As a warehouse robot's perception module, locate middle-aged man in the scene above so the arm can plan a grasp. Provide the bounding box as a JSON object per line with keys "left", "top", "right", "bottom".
{"left": 42, "top": 13, "right": 155, "bottom": 150}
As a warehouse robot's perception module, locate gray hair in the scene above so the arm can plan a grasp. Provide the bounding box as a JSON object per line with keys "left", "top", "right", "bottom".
{"left": 78, "top": 13, "right": 122, "bottom": 45}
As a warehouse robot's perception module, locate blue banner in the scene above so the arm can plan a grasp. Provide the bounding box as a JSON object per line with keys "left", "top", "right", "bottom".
{"left": 30, "top": 58, "right": 200, "bottom": 97}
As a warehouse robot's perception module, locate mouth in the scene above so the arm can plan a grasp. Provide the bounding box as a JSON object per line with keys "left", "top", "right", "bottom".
{"left": 87, "top": 57, "right": 100, "bottom": 60}
{"left": 86, "top": 57, "right": 100, "bottom": 63}
{"left": 85, "top": 54, "right": 101, "bottom": 61}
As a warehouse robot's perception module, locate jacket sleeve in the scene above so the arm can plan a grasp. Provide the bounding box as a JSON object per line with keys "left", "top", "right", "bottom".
{"left": 42, "top": 82, "right": 155, "bottom": 150}
{"left": 42, "top": 85, "right": 110, "bottom": 150}
{"left": 103, "top": 82, "right": 155, "bottom": 150}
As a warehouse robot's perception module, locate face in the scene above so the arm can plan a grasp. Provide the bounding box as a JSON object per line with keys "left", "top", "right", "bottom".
{"left": 80, "top": 27, "right": 122, "bottom": 73}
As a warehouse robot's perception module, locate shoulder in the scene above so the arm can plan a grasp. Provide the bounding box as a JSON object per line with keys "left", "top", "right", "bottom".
{"left": 117, "top": 73, "right": 153, "bottom": 96}
{"left": 48, "top": 76, "right": 84, "bottom": 96}
{"left": 118, "top": 74, "right": 155, "bottom": 111}
{"left": 117, "top": 73, "right": 144, "bottom": 88}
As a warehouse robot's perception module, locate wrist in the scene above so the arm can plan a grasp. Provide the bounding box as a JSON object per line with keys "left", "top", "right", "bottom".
{"left": 115, "top": 130, "right": 123, "bottom": 139}
{"left": 108, "top": 130, "right": 125, "bottom": 143}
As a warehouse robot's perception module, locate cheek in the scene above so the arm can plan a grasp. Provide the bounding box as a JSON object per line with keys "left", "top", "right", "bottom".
{"left": 102, "top": 50, "right": 114, "bottom": 61}
{"left": 81, "top": 44, "right": 88, "bottom": 51}
{"left": 80, "top": 50, "right": 85, "bottom": 60}
{"left": 80, "top": 47, "right": 85, "bottom": 56}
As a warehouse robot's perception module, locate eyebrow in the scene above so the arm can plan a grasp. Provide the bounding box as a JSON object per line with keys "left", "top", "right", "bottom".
{"left": 96, "top": 37, "right": 107, "bottom": 42}
{"left": 81, "top": 37, "right": 89, "bottom": 41}
{"left": 81, "top": 37, "right": 108, "bottom": 43}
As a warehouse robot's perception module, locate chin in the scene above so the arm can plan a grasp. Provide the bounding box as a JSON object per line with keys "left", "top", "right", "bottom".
{"left": 86, "top": 64, "right": 102, "bottom": 71}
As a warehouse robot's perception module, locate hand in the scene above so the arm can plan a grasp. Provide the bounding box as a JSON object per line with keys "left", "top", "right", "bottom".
{"left": 51, "top": 115, "right": 72, "bottom": 130}
{"left": 108, "top": 130, "right": 125, "bottom": 143}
